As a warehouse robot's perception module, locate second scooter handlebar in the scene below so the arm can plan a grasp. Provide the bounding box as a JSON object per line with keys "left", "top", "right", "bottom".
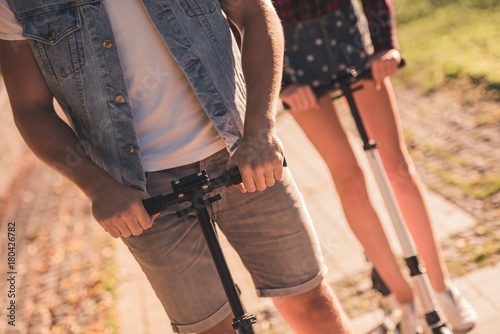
{"left": 330, "top": 58, "right": 406, "bottom": 87}
{"left": 282, "top": 58, "right": 405, "bottom": 110}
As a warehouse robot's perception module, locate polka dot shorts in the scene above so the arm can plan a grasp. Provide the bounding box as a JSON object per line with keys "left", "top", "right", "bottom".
{"left": 282, "top": 1, "right": 374, "bottom": 96}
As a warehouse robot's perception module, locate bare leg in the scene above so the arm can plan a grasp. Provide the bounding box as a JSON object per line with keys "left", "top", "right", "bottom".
{"left": 273, "top": 279, "right": 353, "bottom": 334}
{"left": 198, "top": 313, "right": 234, "bottom": 334}
{"left": 200, "top": 280, "right": 352, "bottom": 333}
{"left": 353, "top": 77, "right": 448, "bottom": 292}
{"left": 289, "top": 96, "right": 414, "bottom": 303}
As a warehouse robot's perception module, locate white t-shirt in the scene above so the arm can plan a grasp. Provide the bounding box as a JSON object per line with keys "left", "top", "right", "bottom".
{"left": 0, "top": 0, "right": 226, "bottom": 171}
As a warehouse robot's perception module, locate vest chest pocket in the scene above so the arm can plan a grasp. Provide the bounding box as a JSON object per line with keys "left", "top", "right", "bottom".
{"left": 176, "top": 0, "right": 217, "bottom": 17}
{"left": 21, "top": 7, "right": 85, "bottom": 78}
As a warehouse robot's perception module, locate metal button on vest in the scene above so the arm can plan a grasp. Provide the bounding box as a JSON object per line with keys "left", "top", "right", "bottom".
{"left": 103, "top": 40, "right": 113, "bottom": 49}
{"left": 115, "top": 95, "right": 125, "bottom": 104}
{"left": 47, "top": 30, "right": 55, "bottom": 41}
{"left": 125, "top": 145, "right": 135, "bottom": 155}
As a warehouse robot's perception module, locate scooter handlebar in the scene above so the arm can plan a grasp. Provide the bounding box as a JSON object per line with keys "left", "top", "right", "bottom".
{"left": 282, "top": 58, "right": 405, "bottom": 110}
{"left": 331, "top": 58, "right": 406, "bottom": 85}
{"left": 142, "top": 158, "right": 287, "bottom": 216}
{"left": 142, "top": 166, "right": 243, "bottom": 216}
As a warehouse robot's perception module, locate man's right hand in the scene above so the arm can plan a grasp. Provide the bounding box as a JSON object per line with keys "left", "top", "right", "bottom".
{"left": 90, "top": 183, "right": 156, "bottom": 238}
{"left": 280, "top": 84, "right": 320, "bottom": 113}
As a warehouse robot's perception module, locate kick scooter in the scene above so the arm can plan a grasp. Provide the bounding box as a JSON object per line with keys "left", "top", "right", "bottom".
{"left": 142, "top": 166, "right": 257, "bottom": 334}
{"left": 329, "top": 60, "right": 452, "bottom": 334}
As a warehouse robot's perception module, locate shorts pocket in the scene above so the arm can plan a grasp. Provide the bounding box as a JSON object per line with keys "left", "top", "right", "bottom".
{"left": 21, "top": 7, "right": 85, "bottom": 78}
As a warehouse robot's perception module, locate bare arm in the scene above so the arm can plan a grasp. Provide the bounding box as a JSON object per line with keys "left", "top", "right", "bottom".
{"left": 222, "top": 0, "right": 285, "bottom": 192}
{"left": 369, "top": 49, "right": 401, "bottom": 90}
{"left": 0, "top": 40, "right": 154, "bottom": 238}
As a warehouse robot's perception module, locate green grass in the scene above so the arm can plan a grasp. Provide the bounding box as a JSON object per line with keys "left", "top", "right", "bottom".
{"left": 393, "top": 0, "right": 500, "bottom": 97}
{"left": 430, "top": 166, "right": 500, "bottom": 201}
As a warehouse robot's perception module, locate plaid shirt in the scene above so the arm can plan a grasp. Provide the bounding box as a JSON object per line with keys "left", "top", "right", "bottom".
{"left": 273, "top": 0, "right": 399, "bottom": 52}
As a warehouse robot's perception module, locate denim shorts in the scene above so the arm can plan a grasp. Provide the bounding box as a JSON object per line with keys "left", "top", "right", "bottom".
{"left": 121, "top": 149, "right": 326, "bottom": 333}
{"left": 283, "top": 1, "right": 373, "bottom": 96}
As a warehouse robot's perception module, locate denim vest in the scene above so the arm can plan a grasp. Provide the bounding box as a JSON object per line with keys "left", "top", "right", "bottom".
{"left": 6, "top": 0, "right": 247, "bottom": 191}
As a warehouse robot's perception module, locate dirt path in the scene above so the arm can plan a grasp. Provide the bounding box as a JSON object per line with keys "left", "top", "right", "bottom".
{"left": 395, "top": 86, "right": 500, "bottom": 274}
{"left": 0, "top": 155, "right": 117, "bottom": 334}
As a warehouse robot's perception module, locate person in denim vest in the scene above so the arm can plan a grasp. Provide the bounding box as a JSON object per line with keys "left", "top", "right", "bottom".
{"left": 0, "top": 0, "right": 354, "bottom": 333}
{"left": 274, "top": 0, "right": 477, "bottom": 332}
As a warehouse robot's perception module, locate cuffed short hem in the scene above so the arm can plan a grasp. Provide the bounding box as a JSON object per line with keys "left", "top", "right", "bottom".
{"left": 171, "top": 301, "right": 232, "bottom": 333}
{"left": 256, "top": 264, "right": 328, "bottom": 298}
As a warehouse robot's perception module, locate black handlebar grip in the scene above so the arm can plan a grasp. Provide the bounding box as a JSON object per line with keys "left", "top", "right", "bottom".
{"left": 142, "top": 195, "right": 164, "bottom": 216}
{"left": 224, "top": 166, "right": 243, "bottom": 186}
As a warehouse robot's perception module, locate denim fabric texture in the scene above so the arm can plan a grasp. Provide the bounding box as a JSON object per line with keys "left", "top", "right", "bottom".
{"left": 6, "top": 0, "right": 247, "bottom": 191}
{"left": 282, "top": 0, "right": 373, "bottom": 96}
